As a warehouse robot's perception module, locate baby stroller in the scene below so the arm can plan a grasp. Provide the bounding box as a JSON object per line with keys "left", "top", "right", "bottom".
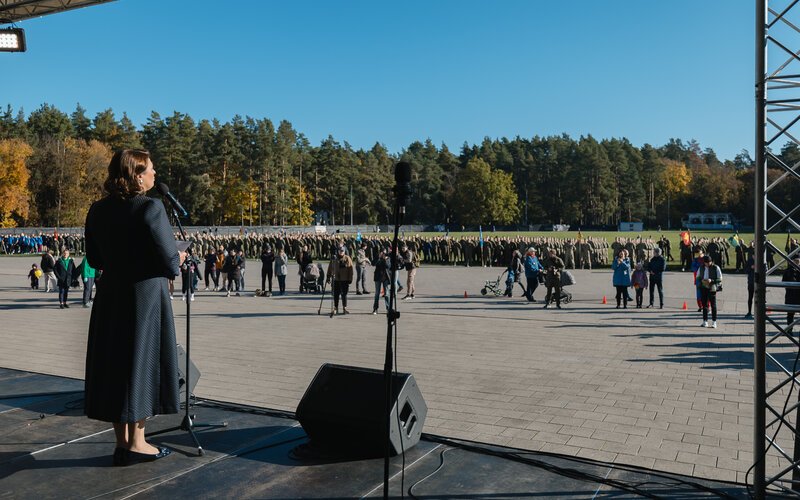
{"left": 301, "top": 263, "right": 325, "bottom": 293}
{"left": 480, "top": 275, "right": 505, "bottom": 297}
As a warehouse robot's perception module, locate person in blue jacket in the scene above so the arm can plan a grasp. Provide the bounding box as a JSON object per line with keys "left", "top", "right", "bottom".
{"left": 612, "top": 249, "right": 632, "bottom": 309}
{"left": 523, "top": 247, "right": 544, "bottom": 302}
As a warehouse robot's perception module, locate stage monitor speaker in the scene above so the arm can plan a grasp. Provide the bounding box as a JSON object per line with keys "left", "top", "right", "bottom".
{"left": 176, "top": 344, "right": 199, "bottom": 403}
{"left": 296, "top": 363, "right": 427, "bottom": 456}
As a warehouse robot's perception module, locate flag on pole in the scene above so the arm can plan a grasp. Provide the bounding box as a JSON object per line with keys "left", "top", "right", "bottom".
{"left": 356, "top": 229, "right": 362, "bottom": 242}
{"left": 577, "top": 229, "right": 583, "bottom": 243}
{"left": 680, "top": 230, "right": 691, "bottom": 246}
{"left": 479, "top": 225, "right": 484, "bottom": 248}
{"left": 728, "top": 233, "right": 740, "bottom": 248}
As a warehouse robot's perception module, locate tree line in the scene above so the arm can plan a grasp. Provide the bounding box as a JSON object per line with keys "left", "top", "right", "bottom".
{"left": 0, "top": 102, "right": 793, "bottom": 229}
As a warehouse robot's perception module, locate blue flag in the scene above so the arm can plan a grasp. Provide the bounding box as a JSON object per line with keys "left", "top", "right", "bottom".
{"left": 356, "top": 230, "right": 362, "bottom": 242}
{"left": 479, "top": 226, "right": 484, "bottom": 247}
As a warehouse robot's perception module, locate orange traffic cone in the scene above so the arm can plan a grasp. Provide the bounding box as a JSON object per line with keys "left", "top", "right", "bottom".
{"left": 682, "top": 301, "right": 688, "bottom": 310}
{"left": 464, "top": 290, "right": 468, "bottom": 299}
{"left": 602, "top": 295, "right": 607, "bottom": 304}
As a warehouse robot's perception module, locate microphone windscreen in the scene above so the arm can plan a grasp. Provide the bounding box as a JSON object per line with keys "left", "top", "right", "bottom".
{"left": 395, "top": 161, "right": 411, "bottom": 184}
{"left": 156, "top": 182, "right": 170, "bottom": 196}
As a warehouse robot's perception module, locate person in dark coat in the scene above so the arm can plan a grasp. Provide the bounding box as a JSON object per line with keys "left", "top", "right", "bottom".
{"left": 372, "top": 250, "right": 392, "bottom": 314}
{"left": 260, "top": 244, "right": 275, "bottom": 296}
{"left": 53, "top": 248, "right": 76, "bottom": 308}
{"left": 40, "top": 250, "right": 57, "bottom": 292}
{"left": 612, "top": 250, "right": 632, "bottom": 309}
{"left": 744, "top": 253, "right": 755, "bottom": 320}
{"left": 646, "top": 247, "right": 667, "bottom": 309}
{"left": 543, "top": 249, "right": 564, "bottom": 309}
{"left": 84, "top": 149, "right": 183, "bottom": 466}
{"left": 327, "top": 245, "right": 354, "bottom": 316}
{"left": 696, "top": 255, "right": 722, "bottom": 328}
{"left": 784, "top": 256, "right": 800, "bottom": 331}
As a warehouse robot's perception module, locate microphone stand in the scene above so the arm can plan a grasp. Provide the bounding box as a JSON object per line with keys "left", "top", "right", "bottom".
{"left": 147, "top": 203, "right": 227, "bottom": 456}
{"left": 383, "top": 197, "right": 404, "bottom": 498}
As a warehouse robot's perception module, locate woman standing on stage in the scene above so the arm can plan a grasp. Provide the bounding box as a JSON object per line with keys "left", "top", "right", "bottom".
{"left": 84, "top": 149, "right": 184, "bottom": 466}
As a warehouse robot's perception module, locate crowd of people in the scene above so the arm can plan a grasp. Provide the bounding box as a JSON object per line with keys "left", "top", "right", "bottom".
{"left": 1, "top": 232, "right": 84, "bottom": 255}
{"left": 10, "top": 227, "right": 800, "bottom": 334}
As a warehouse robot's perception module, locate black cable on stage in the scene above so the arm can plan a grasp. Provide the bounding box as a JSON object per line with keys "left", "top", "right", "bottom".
{"left": 744, "top": 330, "right": 800, "bottom": 499}
{"left": 418, "top": 434, "right": 741, "bottom": 499}
{"left": 407, "top": 447, "right": 452, "bottom": 499}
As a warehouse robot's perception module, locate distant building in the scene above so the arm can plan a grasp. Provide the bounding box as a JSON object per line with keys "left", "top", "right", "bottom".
{"left": 618, "top": 222, "right": 644, "bottom": 232}
{"left": 681, "top": 213, "right": 738, "bottom": 230}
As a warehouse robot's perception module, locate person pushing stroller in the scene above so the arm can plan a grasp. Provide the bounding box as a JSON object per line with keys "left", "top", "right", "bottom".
{"left": 543, "top": 249, "right": 565, "bottom": 309}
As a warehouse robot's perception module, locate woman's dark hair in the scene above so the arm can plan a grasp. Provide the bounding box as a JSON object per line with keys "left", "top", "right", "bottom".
{"left": 103, "top": 149, "right": 151, "bottom": 198}
{"left": 703, "top": 255, "right": 712, "bottom": 263}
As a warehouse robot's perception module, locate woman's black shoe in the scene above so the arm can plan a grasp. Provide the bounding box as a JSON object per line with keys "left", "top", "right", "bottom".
{"left": 112, "top": 447, "right": 126, "bottom": 466}
{"left": 124, "top": 446, "right": 171, "bottom": 466}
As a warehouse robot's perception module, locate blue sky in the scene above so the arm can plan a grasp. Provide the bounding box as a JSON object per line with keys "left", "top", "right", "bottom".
{"left": 3, "top": 0, "right": 753, "bottom": 160}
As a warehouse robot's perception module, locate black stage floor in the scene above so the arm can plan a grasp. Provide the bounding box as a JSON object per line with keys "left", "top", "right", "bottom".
{"left": 0, "top": 367, "right": 750, "bottom": 499}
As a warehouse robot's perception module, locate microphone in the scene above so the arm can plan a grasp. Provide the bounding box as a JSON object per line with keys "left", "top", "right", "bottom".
{"left": 393, "top": 161, "right": 412, "bottom": 214}
{"left": 157, "top": 182, "right": 189, "bottom": 218}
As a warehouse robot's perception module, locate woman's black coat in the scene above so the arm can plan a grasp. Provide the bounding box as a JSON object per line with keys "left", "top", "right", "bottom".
{"left": 83, "top": 195, "right": 181, "bottom": 423}
{"left": 53, "top": 257, "right": 76, "bottom": 288}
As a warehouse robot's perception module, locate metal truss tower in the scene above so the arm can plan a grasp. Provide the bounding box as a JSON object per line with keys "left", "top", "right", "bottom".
{"left": 755, "top": 1, "right": 800, "bottom": 497}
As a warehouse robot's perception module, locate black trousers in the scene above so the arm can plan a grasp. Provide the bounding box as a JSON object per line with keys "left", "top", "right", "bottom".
{"left": 261, "top": 267, "right": 273, "bottom": 292}
{"left": 615, "top": 285, "right": 628, "bottom": 307}
{"left": 227, "top": 273, "right": 240, "bottom": 292}
{"left": 747, "top": 283, "right": 754, "bottom": 315}
{"left": 649, "top": 277, "right": 663, "bottom": 306}
{"left": 545, "top": 282, "right": 561, "bottom": 305}
{"left": 333, "top": 281, "right": 349, "bottom": 309}
{"left": 204, "top": 265, "right": 218, "bottom": 288}
{"left": 525, "top": 275, "right": 539, "bottom": 301}
{"left": 182, "top": 270, "right": 197, "bottom": 294}
{"left": 700, "top": 288, "right": 717, "bottom": 321}
{"left": 58, "top": 285, "right": 69, "bottom": 304}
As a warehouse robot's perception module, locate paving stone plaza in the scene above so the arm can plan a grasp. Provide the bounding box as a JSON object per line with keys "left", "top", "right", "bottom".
{"left": 0, "top": 255, "right": 782, "bottom": 484}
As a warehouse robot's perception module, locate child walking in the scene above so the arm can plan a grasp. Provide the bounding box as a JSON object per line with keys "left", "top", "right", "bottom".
{"left": 631, "top": 263, "right": 649, "bottom": 309}
{"left": 28, "top": 263, "right": 41, "bottom": 289}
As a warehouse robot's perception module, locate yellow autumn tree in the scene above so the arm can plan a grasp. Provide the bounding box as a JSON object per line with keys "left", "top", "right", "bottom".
{"left": 60, "top": 138, "right": 113, "bottom": 226}
{"left": 221, "top": 178, "right": 259, "bottom": 225}
{"left": 286, "top": 179, "right": 314, "bottom": 225}
{"left": 661, "top": 159, "right": 692, "bottom": 199}
{"left": 660, "top": 159, "right": 692, "bottom": 226}
{"left": 0, "top": 139, "right": 33, "bottom": 227}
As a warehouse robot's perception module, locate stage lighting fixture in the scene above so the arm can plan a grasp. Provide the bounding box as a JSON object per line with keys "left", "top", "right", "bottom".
{"left": 0, "top": 28, "right": 26, "bottom": 52}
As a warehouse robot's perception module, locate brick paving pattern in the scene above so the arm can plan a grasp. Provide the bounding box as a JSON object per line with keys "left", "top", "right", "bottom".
{"left": 0, "top": 255, "right": 784, "bottom": 484}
